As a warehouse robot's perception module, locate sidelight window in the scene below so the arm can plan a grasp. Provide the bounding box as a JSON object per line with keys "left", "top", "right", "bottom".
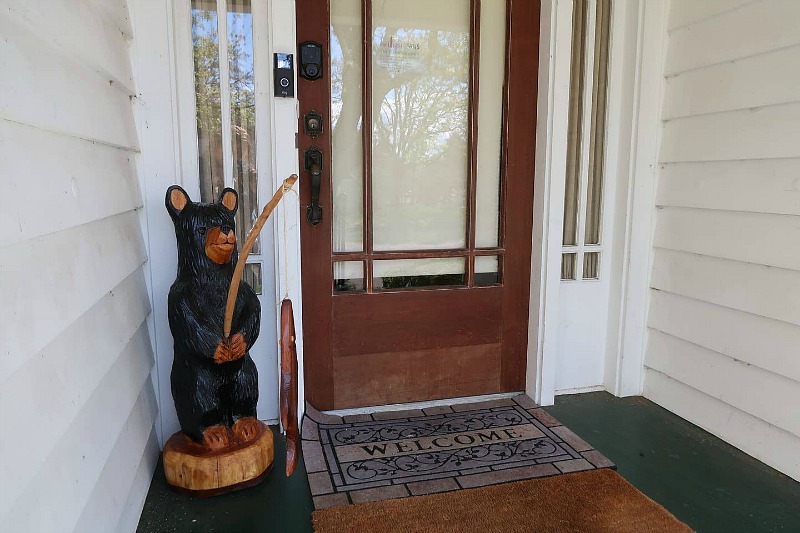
{"left": 189, "top": 0, "right": 263, "bottom": 291}
{"left": 561, "top": 0, "right": 611, "bottom": 281}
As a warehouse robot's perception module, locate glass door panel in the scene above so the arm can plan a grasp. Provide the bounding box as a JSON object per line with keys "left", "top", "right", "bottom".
{"left": 329, "top": 0, "right": 509, "bottom": 291}
{"left": 371, "top": 0, "right": 471, "bottom": 251}
{"left": 330, "top": 0, "right": 364, "bottom": 252}
{"left": 475, "top": 0, "right": 506, "bottom": 248}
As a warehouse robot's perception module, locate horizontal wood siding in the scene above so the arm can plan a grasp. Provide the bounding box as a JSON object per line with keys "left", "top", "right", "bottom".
{"left": 645, "top": 0, "right": 800, "bottom": 481}
{"left": 0, "top": 1, "right": 157, "bottom": 531}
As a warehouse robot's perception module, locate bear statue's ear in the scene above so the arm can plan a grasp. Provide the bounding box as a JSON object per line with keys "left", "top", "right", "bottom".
{"left": 219, "top": 187, "right": 238, "bottom": 214}
{"left": 166, "top": 185, "right": 191, "bottom": 220}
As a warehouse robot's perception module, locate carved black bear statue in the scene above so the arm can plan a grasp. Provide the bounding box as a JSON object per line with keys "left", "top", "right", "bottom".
{"left": 165, "top": 186, "right": 261, "bottom": 450}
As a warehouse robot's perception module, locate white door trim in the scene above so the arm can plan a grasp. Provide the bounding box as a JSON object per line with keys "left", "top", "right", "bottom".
{"left": 526, "top": 0, "right": 574, "bottom": 406}
{"left": 604, "top": 0, "right": 667, "bottom": 396}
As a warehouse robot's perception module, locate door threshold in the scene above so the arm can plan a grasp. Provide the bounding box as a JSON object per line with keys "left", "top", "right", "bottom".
{"left": 323, "top": 391, "right": 524, "bottom": 417}
{"left": 555, "top": 385, "right": 606, "bottom": 395}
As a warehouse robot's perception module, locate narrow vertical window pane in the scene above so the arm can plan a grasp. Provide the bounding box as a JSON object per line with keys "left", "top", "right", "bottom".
{"left": 583, "top": 252, "right": 599, "bottom": 279}
{"left": 584, "top": 0, "right": 611, "bottom": 245}
{"left": 331, "top": 0, "right": 364, "bottom": 252}
{"left": 562, "top": 0, "right": 588, "bottom": 246}
{"left": 227, "top": 0, "right": 259, "bottom": 253}
{"left": 561, "top": 253, "right": 576, "bottom": 280}
{"left": 474, "top": 0, "right": 506, "bottom": 248}
{"left": 192, "top": 0, "right": 224, "bottom": 203}
{"left": 371, "top": 0, "right": 471, "bottom": 251}
{"left": 243, "top": 262, "right": 262, "bottom": 294}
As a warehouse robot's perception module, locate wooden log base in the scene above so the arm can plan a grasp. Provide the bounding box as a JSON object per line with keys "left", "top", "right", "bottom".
{"left": 163, "top": 420, "right": 274, "bottom": 498}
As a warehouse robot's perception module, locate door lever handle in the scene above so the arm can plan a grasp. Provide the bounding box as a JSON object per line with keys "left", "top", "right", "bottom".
{"left": 305, "top": 147, "right": 323, "bottom": 225}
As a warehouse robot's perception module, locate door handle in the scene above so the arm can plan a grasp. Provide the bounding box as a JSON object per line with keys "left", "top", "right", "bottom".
{"left": 305, "top": 147, "right": 323, "bottom": 225}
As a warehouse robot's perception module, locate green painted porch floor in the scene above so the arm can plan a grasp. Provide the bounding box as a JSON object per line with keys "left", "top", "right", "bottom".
{"left": 137, "top": 392, "right": 800, "bottom": 532}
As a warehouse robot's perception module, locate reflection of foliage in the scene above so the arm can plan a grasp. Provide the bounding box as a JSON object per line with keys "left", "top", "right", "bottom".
{"left": 192, "top": 5, "right": 259, "bottom": 252}
{"left": 329, "top": 14, "right": 472, "bottom": 250}
{"left": 373, "top": 28, "right": 469, "bottom": 165}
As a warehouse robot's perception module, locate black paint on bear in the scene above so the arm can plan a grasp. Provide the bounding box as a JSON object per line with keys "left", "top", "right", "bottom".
{"left": 165, "top": 185, "right": 261, "bottom": 443}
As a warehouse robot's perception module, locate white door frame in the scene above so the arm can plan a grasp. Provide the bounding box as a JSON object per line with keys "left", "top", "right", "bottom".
{"left": 526, "top": 0, "right": 667, "bottom": 405}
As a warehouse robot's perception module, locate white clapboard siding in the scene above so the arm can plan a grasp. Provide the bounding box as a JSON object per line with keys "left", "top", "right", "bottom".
{"left": 645, "top": 369, "right": 800, "bottom": 481}
{"left": 650, "top": 249, "right": 800, "bottom": 326}
{"left": 74, "top": 387, "right": 158, "bottom": 533}
{"left": 5, "top": 0, "right": 135, "bottom": 92}
{"left": 0, "top": 0, "right": 157, "bottom": 530}
{"left": 654, "top": 207, "right": 800, "bottom": 271}
{"left": 85, "top": 0, "right": 135, "bottom": 39}
{"left": 663, "top": 45, "right": 800, "bottom": 119}
{"left": 116, "top": 431, "right": 160, "bottom": 532}
{"left": 656, "top": 159, "right": 800, "bottom": 217}
{"left": 5, "top": 328, "right": 155, "bottom": 531}
{"left": 646, "top": 0, "right": 800, "bottom": 482}
{"left": 647, "top": 330, "right": 800, "bottom": 437}
{"left": 648, "top": 290, "right": 800, "bottom": 383}
{"left": 660, "top": 102, "right": 800, "bottom": 163}
{"left": 665, "top": 0, "right": 800, "bottom": 76}
{"left": 667, "top": 0, "right": 753, "bottom": 32}
{"left": 0, "top": 271, "right": 151, "bottom": 504}
{"left": 0, "top": 15, "right": 139, "bottom": 150}
{"left": 0, "top": 121, "right": 141, "bottom": 247}
{"left": 0, "top": 211, "right": 147, "bottom": 381}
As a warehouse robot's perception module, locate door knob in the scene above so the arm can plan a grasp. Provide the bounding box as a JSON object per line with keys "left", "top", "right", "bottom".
{"left": 305, "top": 147, "right": 323, "bottom": 225}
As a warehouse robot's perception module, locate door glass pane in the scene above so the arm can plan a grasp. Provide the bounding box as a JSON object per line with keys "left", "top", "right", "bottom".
{"left": 371, "top": 0, "right": 470, "bottom": 251}
{"left": 475, "top": 255, "right": 500, "bottom": 285}
{"left": 191, "top": 0, "right": 224, "bottom": 203}
{"left": 334, "top": 261, "right": 365, "bottom": 292}
{"left": 331, "top": 0, "right": 364, "bottom": 252}
{"left": 227, "top": 0, "right": 259, "bottom": 253}
{"left": 374, "top": 258, "right": 466, "bottom": 289}
{"left": 475, "top": 0, "right": 506, "bottom": 248}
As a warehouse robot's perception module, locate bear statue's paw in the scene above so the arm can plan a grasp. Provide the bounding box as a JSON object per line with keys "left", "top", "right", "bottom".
{"left": 232, "top": 416, "right": 261, "bottom": 443}
{"left": 202, "top": 425, "right": 232, "bottom": 450}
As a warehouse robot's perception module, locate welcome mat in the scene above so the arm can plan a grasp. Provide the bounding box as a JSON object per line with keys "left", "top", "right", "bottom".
{"left": 301, "top": 395, "right": 615, "bottom": 509}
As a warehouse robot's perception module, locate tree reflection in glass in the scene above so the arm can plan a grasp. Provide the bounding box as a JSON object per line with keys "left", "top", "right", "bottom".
{"left": 371, "top": 0, "right": 470, "bottom": 252}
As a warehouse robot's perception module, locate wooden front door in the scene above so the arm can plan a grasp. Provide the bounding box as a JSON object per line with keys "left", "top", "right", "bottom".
{"left": 297, "top": 0, "right": 539, "bottom": 410}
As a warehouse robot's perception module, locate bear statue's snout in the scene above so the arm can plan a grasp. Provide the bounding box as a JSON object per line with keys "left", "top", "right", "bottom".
{"left": 215, "top": 227, "right": 236, "bottom": 245}
{"left": 204, "top": 226, "right": 236, "bottom": 265}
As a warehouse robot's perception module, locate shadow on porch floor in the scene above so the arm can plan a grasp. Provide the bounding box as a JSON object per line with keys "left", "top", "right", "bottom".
{"left": 136, "top": 392, "right": 800, "bottom": 533}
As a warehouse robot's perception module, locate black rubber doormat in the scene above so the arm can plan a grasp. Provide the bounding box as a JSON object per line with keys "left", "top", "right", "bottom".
{"left": 301, "top": 395, "right": 615, "bottom": 509}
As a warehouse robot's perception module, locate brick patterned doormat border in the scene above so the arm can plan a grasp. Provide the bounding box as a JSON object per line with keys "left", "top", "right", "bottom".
{"left": 301, "top": 395, "right": 615, "bottom": 509}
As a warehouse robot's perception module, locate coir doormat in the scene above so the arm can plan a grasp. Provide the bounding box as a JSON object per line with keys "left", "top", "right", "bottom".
{"left": 301, "top": 395, "right": 615, "bottom": 509}
{"left": 313, "top": 469, "right": 693, "bottom": 533}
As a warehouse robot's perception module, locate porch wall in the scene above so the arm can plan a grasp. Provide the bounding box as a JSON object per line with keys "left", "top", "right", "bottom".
{"left": 643, "top": 0, "right": 800, "bottom": 481}
{"left": 0, "top": 1, "right": 159, "bottom": 531}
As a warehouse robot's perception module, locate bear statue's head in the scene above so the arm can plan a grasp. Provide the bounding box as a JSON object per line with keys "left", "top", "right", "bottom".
{"left": 166, "top": 185, "right": 239, "bottom": 270}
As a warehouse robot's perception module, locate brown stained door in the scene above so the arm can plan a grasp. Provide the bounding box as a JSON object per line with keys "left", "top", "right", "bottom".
{"left": 297, "top": 0, "right": 539, "bottom": 410}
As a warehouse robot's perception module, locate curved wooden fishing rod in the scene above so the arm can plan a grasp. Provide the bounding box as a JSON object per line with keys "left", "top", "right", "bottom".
{"left": 223, "top": 174, "right": 298, "bottom": 338}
